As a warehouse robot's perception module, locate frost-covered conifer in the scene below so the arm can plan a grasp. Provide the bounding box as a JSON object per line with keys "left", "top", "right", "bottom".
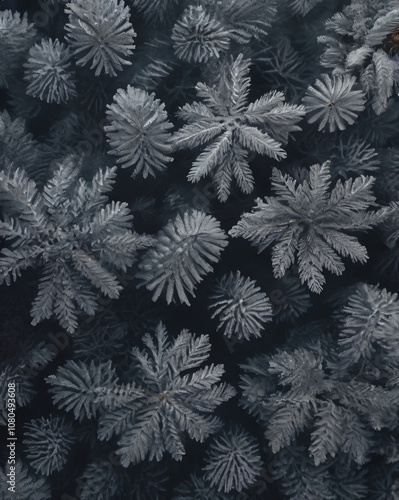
{"left": 105, "top": 86, "right": 173, "bottom": 178}
{"left": 24, "top": 39, "right": 76, "bottom": 104}
{"left": 65, "top": 0, "right": 136, "bottom": 76}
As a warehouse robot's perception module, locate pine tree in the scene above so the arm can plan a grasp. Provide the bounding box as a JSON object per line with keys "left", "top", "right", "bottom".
{"left": 0, "top": 157, "right": 150, "bottom": 332}
{"left": 303, "top": 74, "right": 366, "bottom": 132}
{"left": 105, "top": 86, "right": 174, "bottom": 178}
{"left": 318, "top": 1, "right": 399, "bottom": 114}
{"left": 230, "top": 162, "right": 387, "bottom": 293}
{"left": 240, "top": 320, "right": 399, "bottom": 468}
{"left": 173, "top": 53, "right": 305, "bottom": 201}
{"left": 23, "top": 415, "right": 75, "bottom": 475}
{"left": 202, "top": 426, "right": 263, "bottom": 493}
{"left": 0, "top": 10, "right": 37, "bottom": 88}
{"left": 98, "top": 323, "right": 236, "bottom": 466}
{"left": 338, "top": 283, "right": 399, "bottom": 369}
{"left": 209, "top": 271, "right": 273, "bottom": 340}
{"left": 46, "top": 359, "right": 123, "bottom": 422}
{"left": 171, "top": 6, "right": 230, "bottom": 64}
{"left": 137, "top": 210, "right": 228, "bottom": 305}
{"left": 24, "top": 39, "right": 77, "bottom": 105}
{"left": 65, "top": 0, "right": 136, "bottom": 77}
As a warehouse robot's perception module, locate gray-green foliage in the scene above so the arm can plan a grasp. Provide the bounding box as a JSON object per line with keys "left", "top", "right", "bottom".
{"left": 203, "top": 426, "right": 263, "bottom": 493}
{"left": 137, "top": 209, "right": 228, "bottom": 304}
{"left": 173, "top": 53, "right": 305, "bottom": 201}
{"left": 303, "top": 74, "right": 366, "bottom": 132}
{"left": 0, "top": 366, "right": 35, "bottom": 427}
{"left": 173, "top": 472, "right": 231, "bottom": 500}
{"left": 338, "top": 283, "right": 399, "bottom": 369}
{"left": 171, "top": 5, "right": 230, "bottom": 64}
{"left": 0, "top": 111, "right": 42, "bottom": 181}
{"left": 230, "top": 162, "right": 387, "bottom": 293}
{"left": 209, "top": 271, "right": 273, "bottom": 340}
{"left": 98, "top": 323, "right": 236, "bottom": 466}
{"left": 23, "top": 415, "right": 75, "bottom": 475}
{"left": 65, "top": 0, "right": 136, "bottom": 77}
{"left": 272, "top": 446, "right": 368, "bottom": 500}
{"left": 240, "top": 314, "right": 399, "bottom": 469}
{"left": 105, "top": 86, "right": 174, "bottom": 179}
{"left": 170, "top": 0, "right": 278, "bottom": 65}
{"left": 24, "top": 38, "right": 76, "bottom": 104}
{"left": 0, "top": 460, "right": 51, "bottom": 500}
{"left": 0, "top": 157, "right": 150, "bottom": 332}
{"left": 46, "top": 359, "right": 122, "bottom": 422}
{"left": 318, "top": 1, "right": 399, "bottom": 114}
{"left": 0, "top": 10, "right": 37, "bottom": 88}
{"left": 78, "top": 460, "right": 133, "bottom": 499}
{"left": 2, "top": 0, "right": 399, "bottom": 498}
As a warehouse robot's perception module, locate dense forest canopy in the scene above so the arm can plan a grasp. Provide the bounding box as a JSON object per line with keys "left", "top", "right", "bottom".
{"left": 1, "top": 0, "right": 399, "bottom": 498}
